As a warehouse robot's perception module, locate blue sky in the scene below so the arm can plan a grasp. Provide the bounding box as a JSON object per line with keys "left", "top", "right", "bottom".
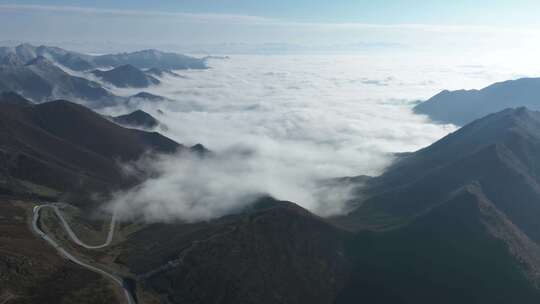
{"left": 3, "top": 0, "right": 540, "bottom": 25}
{"left": 1, "top": 1, "right": 540, "bottom": 54}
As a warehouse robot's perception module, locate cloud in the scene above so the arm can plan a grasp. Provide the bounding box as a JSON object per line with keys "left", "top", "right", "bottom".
{"left": 107, "top": 148, "right": 358, "bottom": 222}
{"left": 100, "top": 51, "right": 540, "bottom": 222}
{"left": 99, "top": 55, "right": 465, "bottom": 222}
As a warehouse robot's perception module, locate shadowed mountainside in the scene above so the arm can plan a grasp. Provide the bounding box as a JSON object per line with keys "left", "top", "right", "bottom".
{"left": 2, "top": 82, "right": 540, "bottom": 303}
{"left": 0, "top": 93, "right": 181, "bottom": 199}
{"left": 106, "top": 107, "right": 540, "bottom": 304}
{"left": 112, "top": 109, "right": 160, "bottom": 129}
{"left": 0, "top": 43, "right": 207, "bottom": 71}
{"left": 145, "top": 67, "right": 183, "bottom": 78}
{"left": 91, "top": 64, "right": 160, "bottom": 88}
{"left": 0, "top": 56, "right": 120, "bottom": 107}
{"left": 112, "top": 197, "right": 352, "bottom": 304}
{"left": 414, "top": 77, "right": 540, "bottom": 125}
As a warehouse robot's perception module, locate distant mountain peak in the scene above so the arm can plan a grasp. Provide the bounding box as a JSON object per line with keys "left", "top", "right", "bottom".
{"left": 0, "top": 52, "right": 24, "bottom": 66}
{"left": 513, "top": 106, "right": 531, "bottom": 116}
{"left": 130, "top": 92, "right": 165, "bottom": 101}
{"left": 415, "top": 77, "right": 540, "bottom": 125}
{"left": 136, "top": 49, "right": 162, "bottom": 57}
{"left": 25, "top": 55, "right": 53, "bottom": 67}
{"left": 91, "top": 64, "right": 160, "bottom": 88}
{"left": 16, "top": 42, "right": 36, "bottom": 48}
{"left": 475, "top": 106, "right": 539, "bottom": 129}
{"left": 145, "top": 67, "right": 182, "bottom": 78}
{"left": 112, "top": 109, "right": 160, "bottom": 129}
{"left": 113, "top": 64, "right": 140, "bottom": 72}
{"left": 15, "top": 43, "right": 36, "bottom": 53}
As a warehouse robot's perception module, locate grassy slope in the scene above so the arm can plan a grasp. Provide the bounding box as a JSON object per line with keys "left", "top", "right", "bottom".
{"left": 0, "top": 198, "right": 119, "bottom": 304}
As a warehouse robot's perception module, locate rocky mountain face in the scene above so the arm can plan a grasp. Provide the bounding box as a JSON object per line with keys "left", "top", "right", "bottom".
{"left": 414, "top": 77, "right": 540, "bottom": 125}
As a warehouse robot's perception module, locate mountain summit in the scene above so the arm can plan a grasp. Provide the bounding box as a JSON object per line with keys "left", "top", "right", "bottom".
{"left": 341, "top": 107, "right": 540, "bottom": 233}
{"left": 0, "top": 94, "right": 179, "bottom": 198}
{"left": 329, "top": 107, "right": 540, "bottom": 303}
{"left": 88, "top": 107, "right": 540, "bottom": 304}
{"left": 91, "top": 64, "right": 160, "bottom": 88}
{"left": 414, "top": 77, "right": 540, "bottom": 125}
{"left": 0, "top": 54, "right": 118, "bottom": 106}
{"left": 0, "top": 44, "right": 208, "bottom": 71}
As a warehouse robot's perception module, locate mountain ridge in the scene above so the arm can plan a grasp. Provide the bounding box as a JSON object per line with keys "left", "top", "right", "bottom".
{"left": 91, "top": 64, "right": 160, "bottom": 88}
{"left": 0, "top": 55, "right": 120, "bottom": 107}
{"left": 0, "top": 94, "right": 182, "bottom": 199}
{"left": 414, "top": 77, "right": 540, "bottom": 125}
{"left": 0, "top": 43, "right": 208, "bottom": 71}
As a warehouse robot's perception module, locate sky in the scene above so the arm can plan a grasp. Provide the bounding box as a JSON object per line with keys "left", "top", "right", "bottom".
{"left": 2, "top": 1, "right": 540, "bottom": 55}
{"left": 3, "top": 0, "right": 540, "bottom": 25}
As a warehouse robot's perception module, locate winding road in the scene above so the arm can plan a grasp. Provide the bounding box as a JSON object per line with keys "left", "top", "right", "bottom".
{"left": 46, "top": 204, "right": 117, "bottom": 249}
{"left": 32, "top": 204, "right": 135, "bottom": 304}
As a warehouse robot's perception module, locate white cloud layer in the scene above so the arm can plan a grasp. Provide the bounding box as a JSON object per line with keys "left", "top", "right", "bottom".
{"left": 101, "top": 56, "right": 540, "bottom": 221}
{"left": 102, "top": 54, "right": 540, "bottom": 222}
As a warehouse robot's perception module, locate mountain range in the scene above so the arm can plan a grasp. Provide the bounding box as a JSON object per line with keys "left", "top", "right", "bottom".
{"left": 145, "top": 67, "right": 183, "bottom": 78}
{"left": 91, "top": 64, "right": 160, "bottom": 88}
{"left": 0, "top": 92, "right": 195, "bottom": 201}
{"left": 415, "top": 77, "right": 540, "bottom": 125}
{"left": 3, "top": 86, "right": 540, "bottom": 303}
{"left": 0, "top": 56, "right": 120, "bottom": 107}
{"left": 0, "top": 44, "right": 211, "bottom": 111}
{"left": 0, "top": 43, "right": 208, "bottom": 71}
{"left": 0, "top": 44, "right": 189, "bottom": 107}
{"left": 100, "top": 107, "right": 540, "bottom": 304}
{"left": 112, "top": 109, "right": 161, "bottom": 129}
{"left": 3, "top": 43, "right": 540, "bottom": 304}
{"left": 2, "top": 92, "right": 540, "bottom": 303}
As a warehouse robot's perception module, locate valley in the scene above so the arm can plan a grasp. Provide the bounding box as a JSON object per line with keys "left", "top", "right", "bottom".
{"left": 1, "top": 34, "right": 540, "bottom": 303}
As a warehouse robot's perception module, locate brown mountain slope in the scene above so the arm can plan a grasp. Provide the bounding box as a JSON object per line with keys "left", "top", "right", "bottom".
{"left": 4, "top": 100, "right": 540, "bottom": 303}
{"left": 0, "top": 199, "right": 119, "bottom": 304}
{"left": 337, "top": 184, "right": 540, "bottom": 304}
{"left": 94, "top": 107, "right": 540, "bottom": 304}
{"left": 110, "top": 198, "right": 352, "bottom": 304}
{"left": 0, "top": 93, "right": 181, "bottom": 199}
{"left": 338, "top": 107, "right": 540, "bottom": 238}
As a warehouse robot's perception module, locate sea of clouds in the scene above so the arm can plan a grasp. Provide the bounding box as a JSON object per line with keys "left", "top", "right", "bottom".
{"left": 101, "top": 54, "right": 531, "bottom": 222}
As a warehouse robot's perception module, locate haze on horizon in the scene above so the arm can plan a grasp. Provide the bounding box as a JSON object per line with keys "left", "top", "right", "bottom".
{"left": 1, "top": 0, "right": 540, "bottom": 62}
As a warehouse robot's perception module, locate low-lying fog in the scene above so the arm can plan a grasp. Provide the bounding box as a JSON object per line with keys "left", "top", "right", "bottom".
{"left": 102, "top": 54, "right": 528, "bottom": 222}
